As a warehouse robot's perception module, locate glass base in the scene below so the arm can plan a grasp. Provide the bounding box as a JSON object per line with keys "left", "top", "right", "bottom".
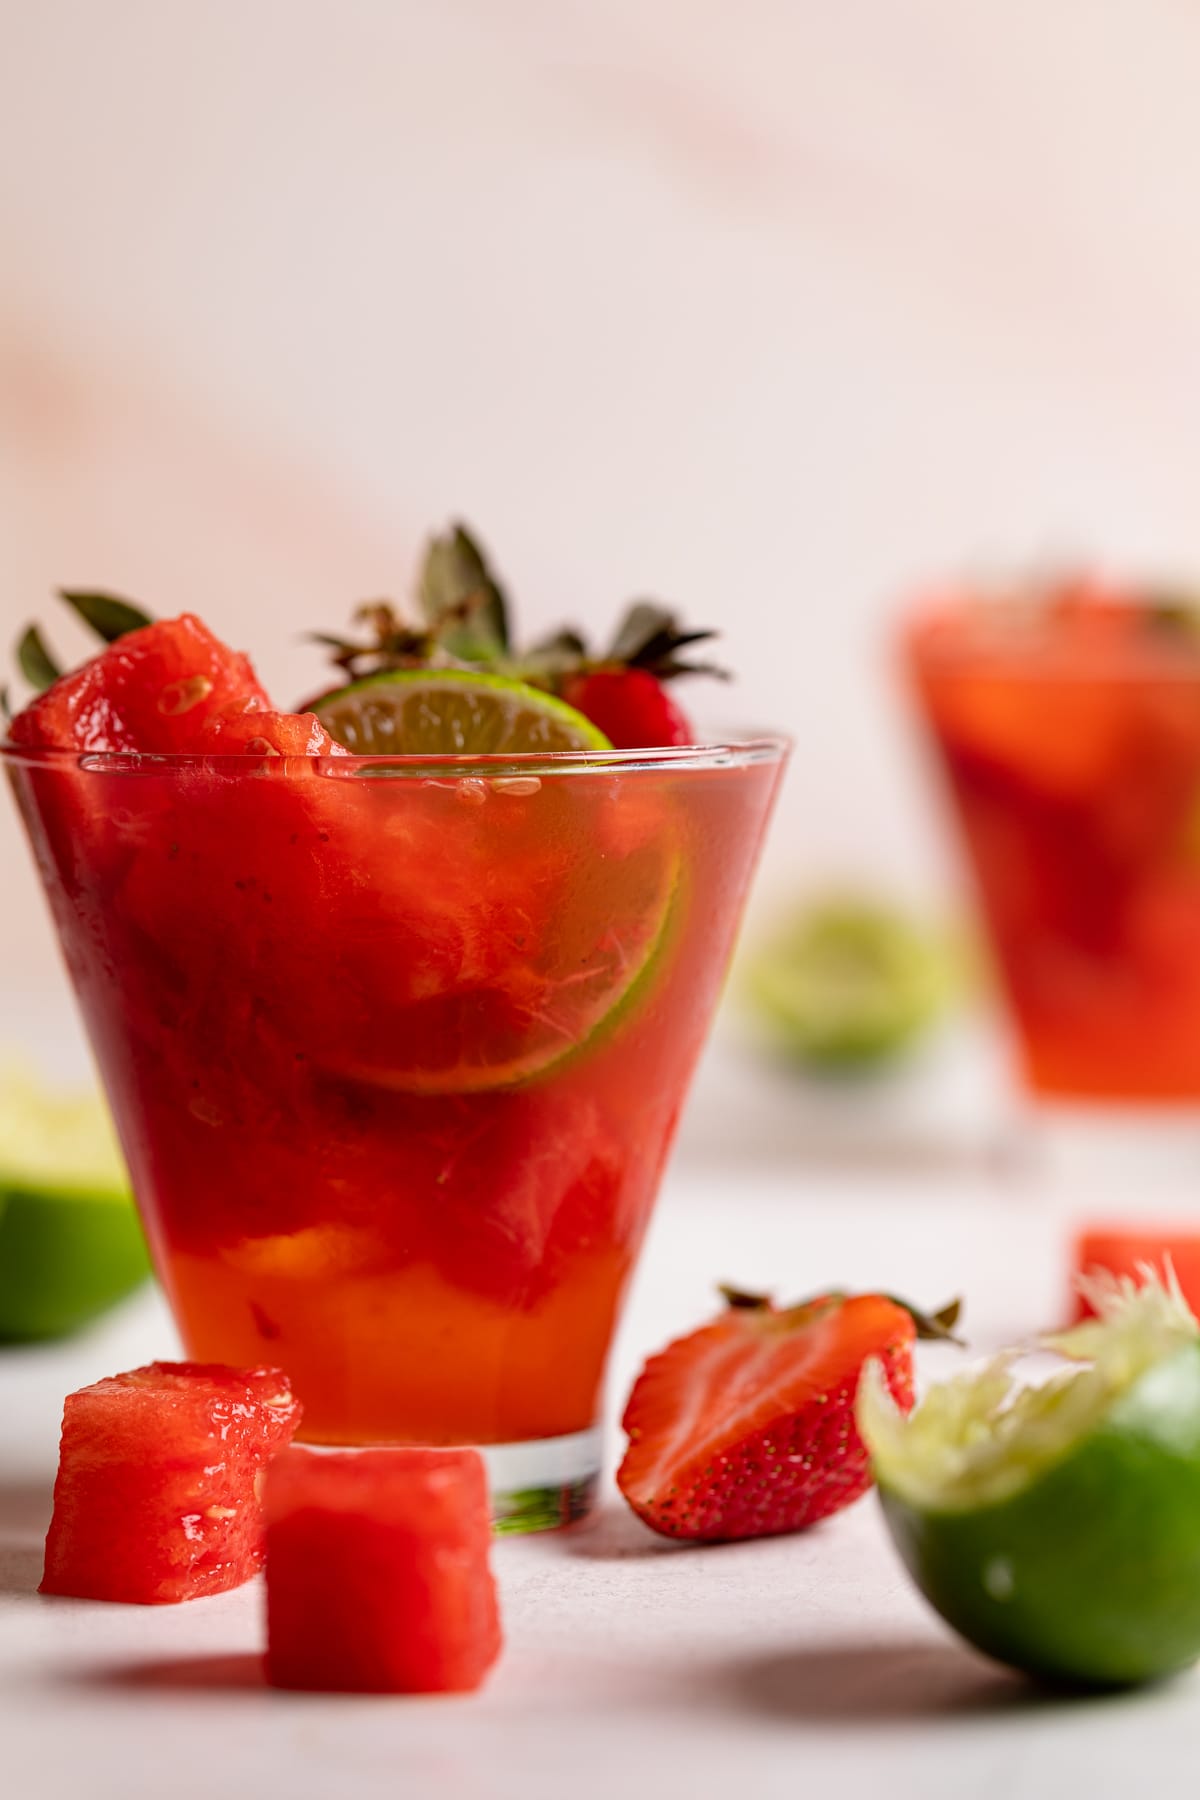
{"left": 480, "top": 1426, "right": 603, "bottom": 1535}
{"left": 289, "top": 1425, "right": 603, "bottom": 1534}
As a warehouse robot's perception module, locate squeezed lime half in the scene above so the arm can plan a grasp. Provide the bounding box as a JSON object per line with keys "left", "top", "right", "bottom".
{"left": 311, "top": 668, "right": 611, "bottom": 756}
{"left": 0, "top": 1068, "right": 151, "bottom": 1341}
{"left": 858, "top": 1272, "right": 1200, "bottom": 1687}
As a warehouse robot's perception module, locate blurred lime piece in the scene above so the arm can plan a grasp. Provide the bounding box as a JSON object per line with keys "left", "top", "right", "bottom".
{"left": 745, "top": 896, "right": 952, "bottom": 1072}
{"left": 0, "top": 1066, "right": 151, "bottom": 1342}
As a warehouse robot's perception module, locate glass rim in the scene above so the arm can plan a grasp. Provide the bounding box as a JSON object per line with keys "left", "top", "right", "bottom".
{"left": 0, "top": 730, "right": 791, "bottom": 778}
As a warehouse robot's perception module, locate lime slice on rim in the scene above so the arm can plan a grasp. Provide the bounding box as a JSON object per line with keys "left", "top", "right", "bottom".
{"left": 858, "top": 1272, "right": 1200, "bottom": 1687}
{"left": 0, "top": 1068, "right": 151, "bottom": 1342}
{"left": 745, "top": 897, "right": 950, "bottom": 1072}
{"left": 311, "top": 668, "right": 611, "bottom": 756}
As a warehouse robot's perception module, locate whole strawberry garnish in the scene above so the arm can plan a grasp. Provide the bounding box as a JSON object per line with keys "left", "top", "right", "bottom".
{"left": 528, "top": 600, "right": 725, "bottom": 750}
{"left": 617, "top": 1287, "right": 961, "bottom": 1542}
{"left": 559, "top": 667, "right": 693, "bottom": 749}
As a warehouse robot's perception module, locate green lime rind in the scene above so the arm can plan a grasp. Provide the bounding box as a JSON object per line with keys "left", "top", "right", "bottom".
{"left": 876, "top": 1345, "right": 1200, "bottom": 1687}
{"left": 744, "top": 898, "right": 952, "bottom": 1073}
{"left": 0, "top": 1182, "right": 151, "bottom": 1342}
{"left": 517, "top": 852, "right": 686, "bottom": 1091}
{"left": 311, "top": 667, "right": 612, "bottom": 757}
{"left": 861, "top": 1277, "right": 1200, "bottom": 1687}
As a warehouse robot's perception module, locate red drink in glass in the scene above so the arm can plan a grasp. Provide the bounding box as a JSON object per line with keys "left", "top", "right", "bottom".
{"left": 906, "top": 585, "right": 1200, "bottom": 1101}
{"left": 6, "top": 736, "right": 785, "bottom": 1525}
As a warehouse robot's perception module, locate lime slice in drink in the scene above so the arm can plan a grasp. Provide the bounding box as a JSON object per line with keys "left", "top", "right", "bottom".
{"left": 858, "top": 1271, "right": 1200, "bottom": 1687}
{"left": 311, "top": 668, "right": 680, "bottom": 1094}
{"left": 311, "top": 668, "right": 611, "bottom": 756}
{"left": 343, "top": 839, "right": 682, "bottom": 1096}
{"left": 745, "top": 897, "right": 951, "bottom": 1072}
{"left": 0, "top": 1068, "right": 151, "bottom": 1342}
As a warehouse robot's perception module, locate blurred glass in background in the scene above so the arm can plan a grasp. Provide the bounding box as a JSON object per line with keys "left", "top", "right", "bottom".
{"left": 903, "top": 578, "right": 1200, "bottom": 1189}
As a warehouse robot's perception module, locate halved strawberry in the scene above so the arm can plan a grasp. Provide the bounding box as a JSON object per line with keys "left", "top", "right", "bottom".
{"left": 617, "top": 1288, "right": 953, "bottom": 1541}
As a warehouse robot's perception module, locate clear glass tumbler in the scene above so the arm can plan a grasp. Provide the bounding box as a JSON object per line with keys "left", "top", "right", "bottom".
{"left": 904, "top": 586, "right": 1200, "bottom": 1189}
{"left": 5, "top": 736, "right": 787, "bottom": 1529}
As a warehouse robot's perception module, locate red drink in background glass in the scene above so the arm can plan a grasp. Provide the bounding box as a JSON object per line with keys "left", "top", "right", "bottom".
{"left": 5, "top": 738, "right": 785, "bottom": 1526}
{"left": 906, "top": 586, "right": 1200, "bottom": 1101}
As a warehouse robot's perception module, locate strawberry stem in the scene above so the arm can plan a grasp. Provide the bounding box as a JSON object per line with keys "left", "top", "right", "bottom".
{"left": 886, "top": 1295, "right": 965, "bottom": 1344}
{"left": 717, "top": 1283, "right": 965, "bottom": 1344}
{"left": 718, "top": 1284, "right": 773, "bottom": 1311}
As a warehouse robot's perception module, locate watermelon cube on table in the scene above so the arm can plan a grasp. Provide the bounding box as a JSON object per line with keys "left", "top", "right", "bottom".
{"left": 1072, "top": 1224, "right": 1200, "bottom": 1320}
{"left": 40, "top": 1361, "right": 302, "bottom": 1603}
{"left": 264, "top": 1447, "right": 502, "bottom": 1693}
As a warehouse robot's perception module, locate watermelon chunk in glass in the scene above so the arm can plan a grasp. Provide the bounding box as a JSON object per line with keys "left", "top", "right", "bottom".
{"left": 264, "top": 1447, "right": 502, "bottom": 1693}
{"left": 40, "top": 1361, "right": 302, "bottom": 1603}
{"left": 199, "top": 699, "right": 348, "bottom": 757}
{"left": 10, "top": 614, "right": 269, "bottom": 754}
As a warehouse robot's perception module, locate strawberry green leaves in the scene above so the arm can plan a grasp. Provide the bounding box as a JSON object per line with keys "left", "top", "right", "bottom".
{"left": 605, "top": 601, "right": 726, "bottom": 682}
{"left": 306, "top": 604, "right": 442, "bottom": 681}
{"left": 419, "top": 523, "right": 511, "bottom": 663}
{"left": 303, "top": 524, "right": 512, "bottom": 683}
{"left": 305, "top": 521, "right": 726, "bottom": 706}
{"left": 888, "top": 1296, "right": 964, "bottom": 1345}
{"left": 16, "top": 625, "right": 62, "bottom": 694}
{"left": 521, "top": 603, "right": 725, "bottom": 691}
{"left": 58, "top": 591, "right": 153, "bottom": 644}
{"left": 9, "top": 590, "right": 153, "bottom": 704}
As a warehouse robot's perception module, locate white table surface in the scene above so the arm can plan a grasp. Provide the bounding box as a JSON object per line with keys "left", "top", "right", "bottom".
{"left": 3, "top": 1163, "right": 1195, "bottom": 1800}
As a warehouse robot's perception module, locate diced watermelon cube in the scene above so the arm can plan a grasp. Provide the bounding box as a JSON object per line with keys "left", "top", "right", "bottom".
{"left": 40, "top": 1361, "right": 302, "bottom": 1603}
{"left": 10, "top": 615, "right": 268, "bottom": 753}
{"left": 1072, "top": 1224, "right": 1200, "bottom": 1321}
{"left": 264, "top": 1447, "right": 502, "bottom": 1693}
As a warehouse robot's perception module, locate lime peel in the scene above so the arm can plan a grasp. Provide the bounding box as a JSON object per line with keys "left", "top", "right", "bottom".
{"left": 859, "top": 1269, "right": 1200, "bottom": 1513}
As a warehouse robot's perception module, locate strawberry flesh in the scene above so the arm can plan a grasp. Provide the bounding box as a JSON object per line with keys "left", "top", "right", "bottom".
{"left": 617, "top": 1293, "right": 916, "bottom": 1541}
{"left": 562, "top": 669, "right": 695, "bottom": 750}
